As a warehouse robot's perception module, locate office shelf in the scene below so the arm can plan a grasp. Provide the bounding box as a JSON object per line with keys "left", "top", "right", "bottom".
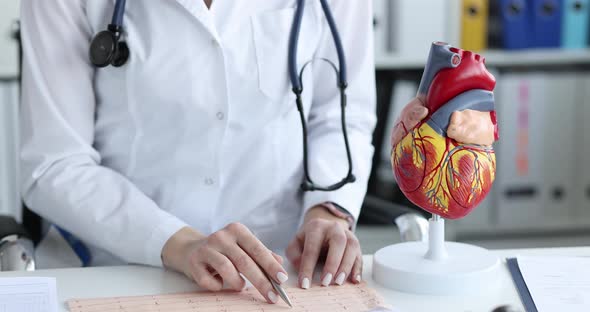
{"left": 376, "top": 48, "right": 590, "bottom": 70}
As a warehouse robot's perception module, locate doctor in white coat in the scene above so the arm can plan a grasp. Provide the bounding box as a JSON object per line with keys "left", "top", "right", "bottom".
{"left": 19, "top": 0, "right": 376, "bottom": 304}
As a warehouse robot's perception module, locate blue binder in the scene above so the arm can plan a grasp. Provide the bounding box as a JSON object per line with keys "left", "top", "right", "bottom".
{"left": 506, "top": 258, "right": 538, "bottom": 312}
{"left": 529, "top": 0, "right": 563, "bottom": 47}
{"left": 500, "top": 0, "right": 531, "bottom": 49}
{"left": 561, "top": 0, "right": 589, "bottom": 48}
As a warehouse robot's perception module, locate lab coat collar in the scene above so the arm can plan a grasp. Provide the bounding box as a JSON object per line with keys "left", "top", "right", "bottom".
{"left": 173, "top": 0, "right": 220, "bottom": 42}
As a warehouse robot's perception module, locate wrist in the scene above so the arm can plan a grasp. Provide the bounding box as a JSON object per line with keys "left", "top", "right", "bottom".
{"left": 304, "top": 205, "right": 351, "bottom": 230}
{"left": 161, "top": 226, "right": 205, "bottom": 271}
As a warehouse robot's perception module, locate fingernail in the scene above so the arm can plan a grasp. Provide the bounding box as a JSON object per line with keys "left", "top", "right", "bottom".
{"left": 335, "top": 272, "right": 346, "bottom": 285}
{"left": 301, "top": 277, "right": 310, "bottom": 289}
{"left": 322, "top": 273, "right": 333, "bottom": 287}
{"left": 276, "top": 272, "right": 288, "bottom": 284}
{"left": 356, "top": 274, "right": 362, "bottom": 283}
{"left": 268, "top": 291, "right": 278, "bottom": 304}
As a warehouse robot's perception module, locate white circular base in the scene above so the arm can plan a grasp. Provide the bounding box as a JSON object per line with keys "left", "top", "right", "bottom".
{"left": 372, "top": 242, "right": 501, "bottom": 295}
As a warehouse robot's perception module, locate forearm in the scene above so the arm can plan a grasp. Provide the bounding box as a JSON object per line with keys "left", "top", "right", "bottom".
{"left": 23, "top": 155, "right": 187, "bottom": 267}
{"left": 302, "top": 127, "right": 374, "bottom": 222}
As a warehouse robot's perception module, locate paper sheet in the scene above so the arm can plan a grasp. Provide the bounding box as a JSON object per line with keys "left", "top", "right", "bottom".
{"left": 517, "top": 256, "right": 590, "bottom": 312}
{"left": 67, "top": 282, "right": 387, "bottom": 312}
{"left": 0, "top": 277, "right": 58, "bottom": 312}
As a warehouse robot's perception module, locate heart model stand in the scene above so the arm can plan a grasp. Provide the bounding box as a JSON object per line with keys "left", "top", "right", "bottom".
{"left": 372, "top": 42, "right": 501, "bottom": 295}
{"left": 373, "top": 214, "right": 501, "bottom": 295}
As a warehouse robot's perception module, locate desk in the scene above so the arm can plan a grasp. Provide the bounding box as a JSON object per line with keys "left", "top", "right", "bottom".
{"left": 1, "top": 246, "right": 589, "bottom": 311}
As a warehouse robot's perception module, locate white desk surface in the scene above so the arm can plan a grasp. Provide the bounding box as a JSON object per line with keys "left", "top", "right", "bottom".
{"left": 0, "top": 246, "right": 589, "bottom": 312}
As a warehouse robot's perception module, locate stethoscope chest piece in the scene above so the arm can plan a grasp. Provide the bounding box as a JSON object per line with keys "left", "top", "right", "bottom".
{"left": 89, "top": 26, "right": 129, "bottom": 68}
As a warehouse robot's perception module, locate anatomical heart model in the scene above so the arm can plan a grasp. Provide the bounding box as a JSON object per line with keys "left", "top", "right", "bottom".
{"left": 374, "top": 42, "right": 501, "bottom": 294}
{"left": 392, "top": 42, "right": 498, "bottom": 219}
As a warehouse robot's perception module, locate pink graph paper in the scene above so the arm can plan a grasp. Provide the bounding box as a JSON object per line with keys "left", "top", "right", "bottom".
{"left": 67, "top": 282, "right": 386, "bottom": 312}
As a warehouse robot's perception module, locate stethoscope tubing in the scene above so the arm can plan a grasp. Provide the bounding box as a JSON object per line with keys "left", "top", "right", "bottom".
{"left": 289, "top": 0, "right": 347, "bottom": 92}
{"left": 111, "top": 0, "right": 126, "bottom": 27}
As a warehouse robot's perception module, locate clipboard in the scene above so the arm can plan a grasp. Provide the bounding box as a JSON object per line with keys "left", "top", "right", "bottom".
{"left": 506, "top": 258, "right": 538, "bottom": 312}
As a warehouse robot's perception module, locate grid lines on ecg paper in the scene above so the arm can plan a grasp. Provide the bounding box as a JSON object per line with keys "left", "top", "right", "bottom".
{"left": 67, "top": 282, "right": 386, "bottom": 312}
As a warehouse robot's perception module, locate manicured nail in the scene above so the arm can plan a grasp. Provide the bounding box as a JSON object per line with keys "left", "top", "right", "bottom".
{"left": 276, "top": 272, "right": 288, "bottom": 284}
{"left": 301, "top": 277, "right": 310, "bottom": 289}
{"left": 335, "top": 272, "right": 346, "bottom": 285}
{"left": 356, "top": 274, "right": 362, "bottom": 283}
{"left": 322, "top": 273, "right": 333, "bottom": 287}
{"left": 268, "top": 291, "right": 278, "bottom": 303}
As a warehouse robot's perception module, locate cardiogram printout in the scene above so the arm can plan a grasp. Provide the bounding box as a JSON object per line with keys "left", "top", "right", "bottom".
{"left": 67, "top": 282, "right": 387, "bottom": 312}
{"left": 0, "top": 277, "right": 58, "bottom": 312}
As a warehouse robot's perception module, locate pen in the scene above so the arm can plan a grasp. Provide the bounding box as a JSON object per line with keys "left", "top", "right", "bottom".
{"left": 259, "top": 266, "right": 293, "bottom": 308}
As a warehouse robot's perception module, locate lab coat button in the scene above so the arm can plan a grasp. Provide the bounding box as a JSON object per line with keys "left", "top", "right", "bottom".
{"left": 205, "top": 178, "right": 214, "bottom": 186}
{"left": 216, "top": 112, "right": 225, "bottom": 120}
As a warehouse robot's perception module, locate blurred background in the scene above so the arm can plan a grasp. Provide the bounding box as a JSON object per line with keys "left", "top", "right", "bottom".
{"left": 0, "top": 0, "right": 588, "bottom": 254}
{"left": 364, "top": 0, "right": 590, "bottom": 252}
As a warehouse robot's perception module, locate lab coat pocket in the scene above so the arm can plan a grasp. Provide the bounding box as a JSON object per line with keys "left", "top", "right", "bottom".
{"left": 251, "top": 7, "right": 318, "bottom": 101}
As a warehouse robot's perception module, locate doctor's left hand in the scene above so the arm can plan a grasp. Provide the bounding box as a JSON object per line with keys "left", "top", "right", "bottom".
{"left": 286, "top": 206, "right": 362, "bottom": 289}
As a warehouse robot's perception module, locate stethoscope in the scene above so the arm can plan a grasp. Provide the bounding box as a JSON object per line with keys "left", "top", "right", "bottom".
{"left": 88, "top": 0, "right": 355, "bottom": 192}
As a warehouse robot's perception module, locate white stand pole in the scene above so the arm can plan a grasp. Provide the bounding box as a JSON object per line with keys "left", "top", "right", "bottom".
{"left": 424, "top": 215, "right": 448, "bottom": 261}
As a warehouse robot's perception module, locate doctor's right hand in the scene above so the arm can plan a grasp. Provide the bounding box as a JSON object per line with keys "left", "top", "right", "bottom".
{"left": 161, "top": 224, "right": 288, "bottom": 304}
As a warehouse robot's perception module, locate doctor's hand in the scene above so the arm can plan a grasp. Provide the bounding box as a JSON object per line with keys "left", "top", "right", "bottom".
{"left": 162, "top": 225, "right": 288, "bottom": 304}
{"left": 286, "top": 206, "right": 362, "bottom": 289}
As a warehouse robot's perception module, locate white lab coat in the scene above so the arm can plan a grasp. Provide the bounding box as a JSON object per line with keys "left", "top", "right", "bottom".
{"left": 19, "top": 0, "right": 376, "bottom": 267}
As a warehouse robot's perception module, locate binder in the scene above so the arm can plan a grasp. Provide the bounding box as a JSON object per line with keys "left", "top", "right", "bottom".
{"left": 540, "top": 74, "right": 577, "bottom": 224}
{"left": 373, "top": 0, "right": 390, "bottom": 57}
{"left": 0, "top": 0, "right": 20, "bottom": 77}
{"left": 495, "top": 74, "right": 546, "bottom": 226}
{"left": 0, "top": 83, "right": 20, "bottom": 219}
{"left": 577, "top": 74, "right": 590, "bottom": 217}
{"left": 506, "top": 258, "right": 538, "bottom": 312}
{"left": 389, "top": 0, "right": 446, "bottom": 58}
{"left": 499, "top": 0, "right": 531, "bottom": 49}
{"left": 529, "top": 0, "right": 563, "bottom": 48}
{"left": 561, "top": 0, "right": 590, "bottom": 49}
{"left": 496, "top": 73, "right": 578, "bottom": 226}
{"left": 460, "top": 0, "right": 489, "bottom": 51}
{"left": 487, "top": 0, "right": 505, "bottom": 48}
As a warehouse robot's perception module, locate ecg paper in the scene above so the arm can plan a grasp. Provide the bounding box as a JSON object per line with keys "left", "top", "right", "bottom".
{"left": 517, "top": 256, "right": 590, "bottom": 312}
{"left": 67, "top": 282, "right": 387, "bottom": 312}
{"left": 0, "top": 277, "right": 58, "bottom": 312}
